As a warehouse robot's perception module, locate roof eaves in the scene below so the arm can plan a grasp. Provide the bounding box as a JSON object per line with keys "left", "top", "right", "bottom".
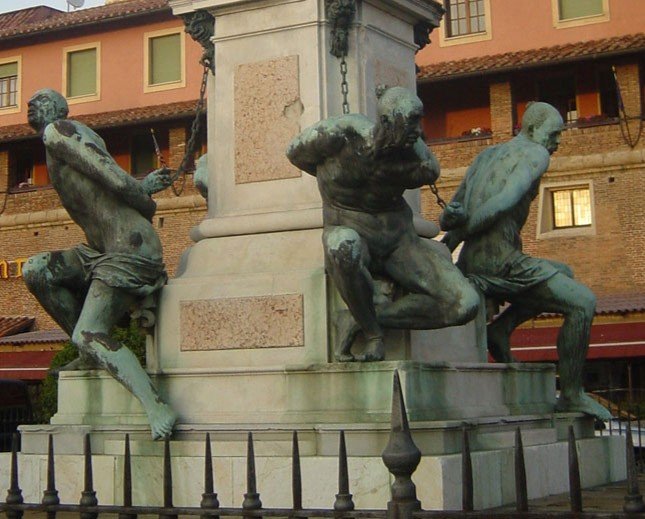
{"left": 418, "top": 45, "right": 645, "bottom": 83}
{"left": 0, "top": 3, "right": 171, "bottom": 44}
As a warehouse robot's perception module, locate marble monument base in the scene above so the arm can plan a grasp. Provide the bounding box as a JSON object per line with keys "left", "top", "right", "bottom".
{"left": 13, "top": 361, "right": 626, "bottom": 510}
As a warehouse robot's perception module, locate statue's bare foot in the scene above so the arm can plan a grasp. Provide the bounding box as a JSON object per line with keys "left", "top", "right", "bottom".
{"left": 487, "top": 326, "right": 517, "bottom": 363}
{"left": 555, "top": 393, "right": 612, "bottom": 421}
{"left": 355, "top": 336, "right": 385, "bottom": 362}
{"left": 334, "top": 310, "right": 360, "bottom": 362}
{"left": 57, "top": 353, "right": 101, "bottom": 372}
{"left": 148, "top": 402, "right": 177, "bottom": 440}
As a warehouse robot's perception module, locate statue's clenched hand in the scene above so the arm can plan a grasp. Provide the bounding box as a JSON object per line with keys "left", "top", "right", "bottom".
{"left": 141, "top": 167, "right": 173, "bottom": 195}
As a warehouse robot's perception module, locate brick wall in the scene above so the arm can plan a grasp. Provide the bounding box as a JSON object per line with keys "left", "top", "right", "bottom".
{"left": 489, "top": 81, "right": 513, "bottom": 141}
{"left": 421, "top": 58, "right": 644, "bottom": 300}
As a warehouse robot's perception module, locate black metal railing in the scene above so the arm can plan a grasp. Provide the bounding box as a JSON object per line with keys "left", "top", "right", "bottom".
{"left": 2, "top": 371, "right": 645, "bottom": 518}
{"left": 0, "top": 406, "right": 32, "bottom": 453}
{"left": 594, "top": 393, "right": 645, "bottom": 473}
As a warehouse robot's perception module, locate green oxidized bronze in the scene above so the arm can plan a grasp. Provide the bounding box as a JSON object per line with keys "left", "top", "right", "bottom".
{"left": 23, "top": 89, "right": 177, "bottom": 439}
{"left": 325, "top": 0, "right": 356, "bottom": 58}
{"left": 287, "top": 86, "right": 478, "bottom": 362}
{"left": 441, "top": 101, "right": 611, "bottom": 420}
{"left": 183, "top": 9, "right": 215, "bottom": 74}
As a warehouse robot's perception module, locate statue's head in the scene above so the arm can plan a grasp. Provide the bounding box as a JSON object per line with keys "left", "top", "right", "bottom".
{"left": 520, "top": 102, "right": 564, "bottom": 155}
{"left": 27, "top": 89, "right": 69, "bottom": 133}
{"left": 375, "top": 85, "right": 424, "bottom": 150}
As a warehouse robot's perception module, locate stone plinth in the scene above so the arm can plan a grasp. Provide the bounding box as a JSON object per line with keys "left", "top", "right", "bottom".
{"left": 48, "top": 361, "right": 556, "bottom": 427}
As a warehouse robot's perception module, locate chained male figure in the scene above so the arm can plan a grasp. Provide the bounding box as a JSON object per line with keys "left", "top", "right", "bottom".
{"left": 441, "top": 102, "right": 610, "bottom": 419}
{"left": 287, "top": 86, "right": 479, "bottom": 361}
{"left": 23, "top": 89, "right": 177, "bottom": 438}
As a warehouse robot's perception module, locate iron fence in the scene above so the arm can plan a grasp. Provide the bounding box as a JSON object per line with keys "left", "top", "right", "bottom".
{"left": 594, "top": 393, "right": 645, "bottom": 473}
{"left": 2, "top": 371, "right": 644, "bottom": 519}
{"left": 0, "top": 407, "right": 32, "bottom": 454}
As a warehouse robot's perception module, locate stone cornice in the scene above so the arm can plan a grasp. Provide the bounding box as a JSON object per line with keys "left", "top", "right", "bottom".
{"left": 431, "top": 148, "right": 645, "bottom": 189}
{"left": 0, "top": 194, "right": 206, "bottom": 232}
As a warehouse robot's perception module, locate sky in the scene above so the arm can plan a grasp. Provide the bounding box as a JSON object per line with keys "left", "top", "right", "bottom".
{"left": 0, "top": 0, "right": 106, "bottom": 14}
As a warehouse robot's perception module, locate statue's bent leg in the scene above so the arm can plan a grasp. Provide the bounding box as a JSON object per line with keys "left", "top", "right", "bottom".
{"left": 23, "top": 250, "right": 84, "bottom": 335}
{"left": 379, "top": 238, "right": 479, "bottom": 329}
{"left": 511, "top": 274, "right": 610, "bottom": 420}
{"left": 23, "top": 251, "right": 99, "bottom": 370}
{"left": 487, "top": 305, "right": 538, "bottom": 363}
{"left": 71, "top": 279, "right": 176, "bottom": 439}
{"left": 323, "top": 226, "right": 383, "bottom": 361}
{"left": 487, "top": 259, "right": 573, "bottom": 363}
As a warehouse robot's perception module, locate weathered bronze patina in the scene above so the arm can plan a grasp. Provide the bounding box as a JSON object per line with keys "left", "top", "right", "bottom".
{"left": 24, "top": 89, "right": 177, "bottom": 439}
{"left": 287, "top": 86, "right": 479, "bottom": 362}
{"left": 441, "top": 101, "right": 610, "bottom": 420}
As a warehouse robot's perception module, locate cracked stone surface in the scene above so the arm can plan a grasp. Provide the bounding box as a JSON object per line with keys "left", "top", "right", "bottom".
{"left": 234, "top": 55, "right": 303, "bottom": 184}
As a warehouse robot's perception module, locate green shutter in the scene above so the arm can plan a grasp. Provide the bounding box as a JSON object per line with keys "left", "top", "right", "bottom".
{"left": 558, "top": 0, "right": 603, "bottom": 20}
{"left": 0, "top": 62, "right": 17, "bottom": 79}
{"left": 149, "top": 33, "right": 181, "bottom": 85}
{"left": 67, "top": 48, "right": 97, "bottom": 97}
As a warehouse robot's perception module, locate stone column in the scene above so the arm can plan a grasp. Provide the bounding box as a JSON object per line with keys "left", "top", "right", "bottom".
{"left": 489, "top": 79, "right": 513, "bottom": 142}
{"left": 0, "top": 150, "right": 9, "bottom": 195}
{"left": 614, "top": 62, "right": 641, "bottom": 117}
{"left": 150, "top": 0, "right": 443, "bottom": 424}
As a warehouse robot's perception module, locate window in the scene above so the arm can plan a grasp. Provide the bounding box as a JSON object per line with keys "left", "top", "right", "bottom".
{"left": 551, "top": 187, "right": 592, "bottom": 228}
{"left": 9, "top": 145, "right": 48, "bottom": 189}
{"left": 0, "top": 61, "right": 18, "bottom": 109}
{"left": 552, "top": 0, "right": 609, "bottom": 28}
{"left": 144, "top": 28, "right": 185, "bottom": 92}
{"left": 445, "top": 0, "right": 486, "bottom": 37}
{"left": 537, "top": 76, "right": 577, "bottom": 123}
{"left": 131, "top": 133, "right": 157, "bottom": 177}
{"left": 537, "top": 182, "right": 595, "bottom": 238}
{"left": 63, "top": 43, "right": 100, "bottom": 103}
{"left": 558, "top": 0, "right": 603, "bottom": 20}
{"left": 0, "top": 57, "right": 20, "bottom": 112}
{"left": 439, "top": 0, "right": 491, "bottom": 46}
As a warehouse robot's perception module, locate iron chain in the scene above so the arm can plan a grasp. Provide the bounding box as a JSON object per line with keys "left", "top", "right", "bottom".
{"left": 429, "top": 182, "right": 447, "bottom": 210}
{"left": 170, "top": 63, "right": 210, "bottom": 196}
{"left": 340, "top": 57, "right": 350, "bottom": 115}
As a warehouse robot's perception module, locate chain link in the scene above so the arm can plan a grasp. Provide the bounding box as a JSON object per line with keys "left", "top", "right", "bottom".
{"left": 340, "top": 57, "right": 350, "bottom": 115}
{"left": 169, "top": 63, "right": 210, "bottom": 196}
{"left": 429, "top": 182, "right": 447, "bottom": 210}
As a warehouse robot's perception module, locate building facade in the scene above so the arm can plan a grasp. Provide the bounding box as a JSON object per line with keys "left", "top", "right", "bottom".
{"left": 0, "top": 0, "right": 207, "bottom": 384}
{"left": 417, "top": 0, "right": 645, "bottom": 403}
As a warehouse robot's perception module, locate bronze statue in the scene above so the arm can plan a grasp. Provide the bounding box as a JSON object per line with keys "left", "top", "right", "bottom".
{"left": 287, "top": 86, "right": 479, "bottom": 362}
{"left": 441, "top": 101, "right": 610, "bottom": 420}
{"left": 23, "top": 89, "right": 177, "bottom": 439}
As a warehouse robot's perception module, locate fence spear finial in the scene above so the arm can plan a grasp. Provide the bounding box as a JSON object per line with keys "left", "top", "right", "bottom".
{"left": 623, "top": 424, "right": 645, "bottom": 513}
{"left": 382, "top": 370, "right": 422, "bottom": 517}
{"left": 6, "top": 432, "right": 23, "bottom": 519}
{"left": 334, "top": 430, "right": 354, "bottom": 512}
{"left": 80, "top": 433, "right": 98, "bottom": 519}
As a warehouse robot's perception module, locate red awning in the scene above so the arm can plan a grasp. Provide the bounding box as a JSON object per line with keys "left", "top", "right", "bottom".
{"left": 511, "top": 321, "right": 645, "bottom": 362}
{"left": 0, "top": 351, "right": 57, "bottom": 380}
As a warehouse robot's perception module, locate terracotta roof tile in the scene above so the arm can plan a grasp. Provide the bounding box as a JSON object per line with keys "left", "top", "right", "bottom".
{"left": 595, "top": 293, "right": 645, "bottom": 315}
{"left": 0, "top": 316, "right": 35, "bottom": 338}
{"left": 0, "top": 99, "right": 199, "bottom": 143}
{"left": 536, "top": 293, "right": 645, "bottom": 319}
{"left": 0, "top": 6, "right": 63, "bottom": 30}
{"left": 0, "top": 0, "right": 170, "bottom": 41}
{"left": 0, "top": 329, "right": 68, "bottom": 345}
{"left": 418, "top": 33, "right": 645, "bottom": 82}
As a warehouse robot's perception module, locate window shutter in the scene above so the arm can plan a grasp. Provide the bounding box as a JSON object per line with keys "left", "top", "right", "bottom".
{"left": 558, "top": 0, "right": 603, "bottom": 20}
{"left": 67, "top": 48, "right": 97, "bottom": 97}
{"left": 0, "top": 62, "right": 17, "bottom": 79}
{"left": 149, "top": 34, "right": 181, "bottom": 85}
